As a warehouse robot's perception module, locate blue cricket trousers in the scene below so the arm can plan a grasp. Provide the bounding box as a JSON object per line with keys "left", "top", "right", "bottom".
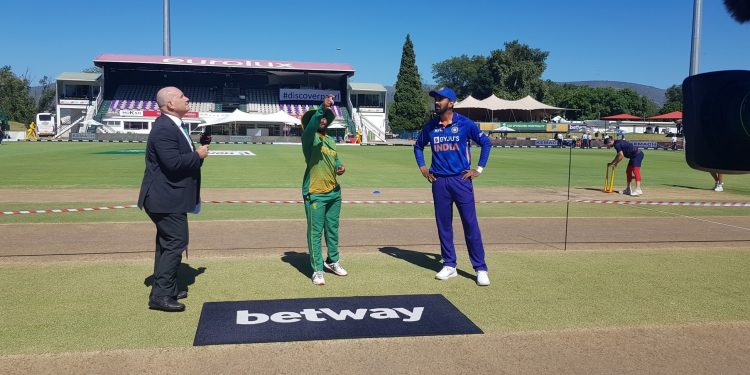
{"left": 432, "top": 174, "right": 487, "bottom": 271}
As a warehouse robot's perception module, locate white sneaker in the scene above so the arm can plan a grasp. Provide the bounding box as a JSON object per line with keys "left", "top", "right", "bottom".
{"left": 476, "top": 271, "right": 490, "bottom": 286}
{"left": 324, "top": 261, "right": 348, "bottom": 276}
{"left": 631, "top": 188, "right": 642, "bottom": 196}
{"left": 621, "top": 188, "right": 631, "bottom": 196}
{"left": 714, "top": 184, "right": 724, "bottom": 192}
{"left": 311, "top": 271, "right": 325, "bottom": 285}
{"left": 435, "top": 266, "right": 457, "bottom": 280}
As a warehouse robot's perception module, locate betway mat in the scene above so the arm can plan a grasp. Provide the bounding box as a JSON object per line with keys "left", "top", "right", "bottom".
{"left": 194, "top": 294, "right": 482, "bottom": 346}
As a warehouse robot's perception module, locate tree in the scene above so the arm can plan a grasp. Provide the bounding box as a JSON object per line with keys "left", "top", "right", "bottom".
{"left": 432, "top": 55, "right": 493, "bottom": 99}
{"left": 0, "top": 66, "right": 35, "bottom": 123}
{"left": 389, "top": 34, "right": 429, "bottom": 132}
{"left": 82, "top": 66, "right": 103, "bottom": 74}
{"left": 431, "top": 40, "right": 550, "bottom": 101}
{"left": 545, "top": 83, "right": 658, "bottom": 120}
{"left": 37, "top": 76, "right": 56, "bottom": 113}
{"left": 487, "top": 40, "right": 549, "bottom": 100}
{"left": 660, "top": 84, "right": 682, "bottom": 113}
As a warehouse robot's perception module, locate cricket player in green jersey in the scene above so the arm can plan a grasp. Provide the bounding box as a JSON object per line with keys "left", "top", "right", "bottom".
{"left": 301, "top": 95, "right": 348, "bottom": 285}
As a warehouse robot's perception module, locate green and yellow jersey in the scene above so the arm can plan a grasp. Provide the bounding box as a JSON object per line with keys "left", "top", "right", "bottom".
{"left": 301, "top": 106, "right": 341, "bottom": 195}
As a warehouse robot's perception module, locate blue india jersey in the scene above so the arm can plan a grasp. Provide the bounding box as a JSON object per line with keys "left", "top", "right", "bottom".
{"left": 414, "top": 112, "right": 492, "bottom": 176}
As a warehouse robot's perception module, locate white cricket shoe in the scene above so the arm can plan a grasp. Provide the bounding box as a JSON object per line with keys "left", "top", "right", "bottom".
{"left": 631, "top": 188, "right": 643, "bottom": 196}
{"left": 476, "top": 270, "right": 490, "bottom": 286}
{"left": 324, "top": 261, "right": 348, "bottom": 276}
{"left": 714, "top": 184, "right": 724, "bottom": 192}
{"left": 435, "top": 266, "right": 457, "bottom": 280}
{"left": 312, "top": 271, "right": 325, "bottom": 285}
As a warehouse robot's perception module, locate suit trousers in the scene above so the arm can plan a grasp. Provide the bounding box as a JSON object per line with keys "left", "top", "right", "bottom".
{"left": 146, "top": 210, "right": 188, "bottom": 298}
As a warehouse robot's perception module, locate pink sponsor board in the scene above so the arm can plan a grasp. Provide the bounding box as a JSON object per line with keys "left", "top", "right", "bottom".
{"left": 120, "top": 110, "right": 199, "bottom": 118}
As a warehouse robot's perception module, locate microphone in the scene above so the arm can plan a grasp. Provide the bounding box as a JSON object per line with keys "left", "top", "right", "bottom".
{"left": 199, "top": 126, "right": 212, "bottom": 145}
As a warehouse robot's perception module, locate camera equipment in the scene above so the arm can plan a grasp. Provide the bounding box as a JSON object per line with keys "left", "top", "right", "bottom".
{"left": 682, "top": 70, "right": 750, "bottom": 173}
{"left": 724, "top": 0, "right": 750, "bottom": 23}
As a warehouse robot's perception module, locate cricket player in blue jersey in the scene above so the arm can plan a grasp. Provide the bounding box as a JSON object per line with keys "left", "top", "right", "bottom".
{"left": 604, "top": 137, "right": 645, "bottom": 196}
{"left": 414, "top": 87, "right": 492, "bottom": 286}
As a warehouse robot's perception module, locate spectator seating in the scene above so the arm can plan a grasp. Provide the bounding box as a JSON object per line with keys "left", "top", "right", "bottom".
{"left": 103, "top": 86, "right": 351, "bottom": 127}
{"left": 245, "top": 89, "right": 280, "bottom": 113}
{"left": 107, "top": 85, "right": 215, "bottom": 113}
{"left": 279, "top": 102, "right": 343, "bottom": 118}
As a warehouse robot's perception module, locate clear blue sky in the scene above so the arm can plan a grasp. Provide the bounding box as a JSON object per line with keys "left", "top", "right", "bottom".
{"left": 1, "top": 0, "right": 747, "bottom": 89}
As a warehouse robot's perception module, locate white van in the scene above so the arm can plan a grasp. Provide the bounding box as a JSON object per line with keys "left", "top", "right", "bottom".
{"left": 36, "top": 113, "right": 56, "bottom": 136}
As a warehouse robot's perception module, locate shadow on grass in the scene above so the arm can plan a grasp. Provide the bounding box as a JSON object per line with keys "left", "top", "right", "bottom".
{"left": 378, "top": 246, "right": 474, "bottom": 280}
{"left": 663, "top": 184, "right": 708, "bottom": 191}
{"left": 143, "top": 263, "right": 206, "bottom": 293}
{"left": 580, "top": 187, "right": 625, "bottom": 195}
{"left": 580, "top": 187, "right": 608, "bottom": 193}
{"left": 281, "top": 251, "right": 311, "bottom": 278}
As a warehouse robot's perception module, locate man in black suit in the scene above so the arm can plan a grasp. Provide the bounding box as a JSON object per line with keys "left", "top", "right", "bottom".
{"left": 138, "top": 86, "right": 209, "bottom": 312}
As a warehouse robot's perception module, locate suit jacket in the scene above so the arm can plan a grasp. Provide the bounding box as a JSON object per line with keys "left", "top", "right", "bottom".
{"left": 137, "top": 114, "right": 202, "bottom": 213}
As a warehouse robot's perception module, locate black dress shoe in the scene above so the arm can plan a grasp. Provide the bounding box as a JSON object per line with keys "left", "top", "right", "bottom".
{"left": 148, "top": 296, "right": 185, "bottom": 312}
{"left": 176, "top": 290, "right": 188, "bottom": 300}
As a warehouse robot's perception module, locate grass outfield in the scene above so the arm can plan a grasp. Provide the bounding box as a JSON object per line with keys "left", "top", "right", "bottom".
{"left": 1, "top": 142, "right": 749, "bottom": 359}
{"left": 1, "top": 142, "right": 748, "bottom": 193}
{"left": 1, "top": 249, "right": 749, "bottom": 355}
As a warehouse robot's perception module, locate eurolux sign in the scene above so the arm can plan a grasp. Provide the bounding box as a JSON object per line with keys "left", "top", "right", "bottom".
{"left": 194, "top": 294, "right": 482, "bottom": 345}
{"left": 95, "top": 54, "right": 355, "bottom": 73}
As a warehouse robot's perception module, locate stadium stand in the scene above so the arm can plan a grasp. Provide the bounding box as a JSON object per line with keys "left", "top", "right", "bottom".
{"left": 107, "top": 85, "right": 215, "bottom": 113}
{"left": 245, "top": 89, "right": 279, "bottom": 113}
{"left": 71, "top": 54, "right": 397, "bottom": 142}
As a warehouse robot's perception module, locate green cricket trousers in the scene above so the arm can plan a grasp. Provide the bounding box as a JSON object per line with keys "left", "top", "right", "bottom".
{"left": 304, "top": 186, "right": 341, "bottom": 272}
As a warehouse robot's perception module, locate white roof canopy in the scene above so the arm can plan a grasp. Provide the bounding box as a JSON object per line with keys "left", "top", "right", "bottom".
{"left": 453, "top": 95, "right": 485, "bottom": 109}
{"left": 455, "top": 94, "right": 565, "bottom": 111}
{"left": 197, "top": 109, "right": 301, "bottom": 128}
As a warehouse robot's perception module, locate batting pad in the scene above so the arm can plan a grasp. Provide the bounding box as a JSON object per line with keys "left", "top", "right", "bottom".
{"left": 194, "top": 294, "right": 482, "bottom": 345}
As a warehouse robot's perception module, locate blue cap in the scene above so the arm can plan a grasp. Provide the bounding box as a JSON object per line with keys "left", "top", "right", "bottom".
{"left": 429, "top": 86, "right": 457, "bottom": 101}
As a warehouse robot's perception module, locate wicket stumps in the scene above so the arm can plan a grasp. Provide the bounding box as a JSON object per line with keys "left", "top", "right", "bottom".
{"left": 603, "top": 165, "right": 616, "bottom": 193}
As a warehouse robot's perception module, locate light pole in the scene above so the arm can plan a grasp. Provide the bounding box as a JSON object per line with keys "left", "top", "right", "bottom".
{"left": 689, "top": 0, "right": 703, "bottom": 76}
{"left": 163, "top": 0, "right": 171, "bottom": 56}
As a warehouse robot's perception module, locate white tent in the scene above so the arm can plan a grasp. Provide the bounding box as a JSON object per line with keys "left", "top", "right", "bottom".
{"left": 263, "top": 111, "right": 302, "bottom": 125}
{"left": 454, "top": 95, "right": 485, "bottom": 109}
{"left": 480, "top": 94, "right": 515, "bottom": 111}
{"left": 83, "top": 119, "right": 104, "bottom": 126}
{"left": 455, "top": 94, "right": 566, "bottom": 111}
{"left": 197, "top": 109, "right": 266, "bottom": 128}
{"left": 494, "top": 125, "right": 516, "bottom": 132}
{"left": 197, "top": 109, "right": 304, "bottom": 128}
{"left": 511, "top": 95, "right": 565, "bottom": 111}
{"left": 454, "top": 94, "right": 569, "bottom": 122}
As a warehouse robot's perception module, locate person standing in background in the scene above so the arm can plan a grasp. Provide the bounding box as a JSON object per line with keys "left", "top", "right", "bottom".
{"left": 710, "top": 172, "right": 725, "bottom": 192}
